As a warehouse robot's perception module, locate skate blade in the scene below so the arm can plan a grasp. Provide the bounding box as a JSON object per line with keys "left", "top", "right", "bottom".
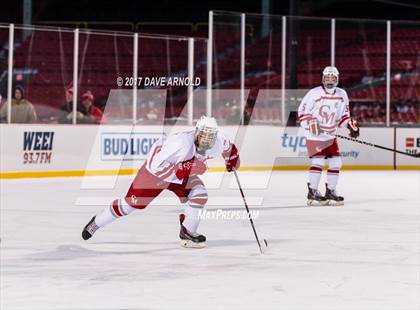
{"left": 180, "top": 240, "right": 206, "bottom": 249}
{"left": 326, "top": 200, "right": 344, "bottom": 206}
{"left": 307, "top": 199, "right": 328, "bottom": 206}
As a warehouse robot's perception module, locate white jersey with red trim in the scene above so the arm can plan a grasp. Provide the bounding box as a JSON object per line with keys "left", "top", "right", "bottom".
{"left": 145, "top": 130, "right": 231, "bottom": 184}
{"left": 298, "top": 86, "right": 351, "bottom": 141}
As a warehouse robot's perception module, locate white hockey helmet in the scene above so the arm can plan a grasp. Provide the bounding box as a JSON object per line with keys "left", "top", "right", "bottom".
{"left": 322, "top": 66, "right": 339, "bottom": 91}
{"left": 195, "top": 116, "right": 218, "bottom": 154}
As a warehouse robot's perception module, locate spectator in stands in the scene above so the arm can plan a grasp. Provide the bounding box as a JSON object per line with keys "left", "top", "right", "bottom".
{"left": 59, "top": 86, "right": 80, "bottom": 123}
{"left": 0, "top": 85, "right": 37, "bottom": 123}
{"left": 145, "top": 100, "right": 159, "bottom": 122}
{"left": 61, "top": 87, "right": 74, "bottom": 113}
{"left": 78, "top": 90, "right": 104, "bottom": 124}
{"left": 225, "top": 101, "right": 241, "bottom": 125}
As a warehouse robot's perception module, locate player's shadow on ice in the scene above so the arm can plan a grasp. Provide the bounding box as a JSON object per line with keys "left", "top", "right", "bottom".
{"left": 208, "top": 238, "right": 283, "bottom": 247}
{"left": 25, "top": 244, "right": 181, "bottom": 261}
{"left": 25, "top": 239, "right": 283, "bottom": 261}
{"left": 93, "top": 239, "right": 285, "bottom": 249}
{"left": 91, "top": 241, "right": 171, "bottom": 245}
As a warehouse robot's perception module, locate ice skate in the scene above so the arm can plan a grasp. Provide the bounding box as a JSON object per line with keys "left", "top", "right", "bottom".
{"left": 307, "top": 183, "right": 327, "bottom": 206}
{"left": 179, "top": 214, "right": 206, "bottom": 248}
{"left": 324, "top": 184, "right": 344, "bottom": 206}
{"left": 81, "top": 216, "right": 100, "bottom": 240}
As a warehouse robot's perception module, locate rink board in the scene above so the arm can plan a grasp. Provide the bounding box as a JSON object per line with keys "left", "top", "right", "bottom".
{"left": 0, "top": 125, "right": 419, "bottom": 178}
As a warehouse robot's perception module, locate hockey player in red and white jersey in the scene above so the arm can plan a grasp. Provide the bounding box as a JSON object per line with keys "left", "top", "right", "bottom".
{"left": 298, "top": 66, "right": 360, "bottom": 206}
{"left": 81, "top": 116, "right": 240, "bottom": 248}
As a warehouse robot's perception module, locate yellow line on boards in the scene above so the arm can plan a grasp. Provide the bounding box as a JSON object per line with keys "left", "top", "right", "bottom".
{"left": 395, "top": 165, "right": 420, "bottom": 170}
{"left": 1, "top": 165, "right": 419, "bottom": 179}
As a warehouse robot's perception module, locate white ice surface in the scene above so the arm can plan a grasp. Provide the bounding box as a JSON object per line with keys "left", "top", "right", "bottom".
{"left": 1, "top": 171, "right": 419, "bottom": 310}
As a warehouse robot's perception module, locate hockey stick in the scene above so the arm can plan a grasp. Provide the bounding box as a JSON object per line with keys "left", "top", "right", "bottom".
{"left": 233, "top": 169, "right": 268, "bottom": 254}
{"left": 335, "top": 134, "right": 420, "bottom": 158}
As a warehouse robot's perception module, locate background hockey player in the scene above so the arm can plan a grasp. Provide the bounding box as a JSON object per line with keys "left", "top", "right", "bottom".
{"left": 298, "top": 66, "right": 360, "bottom": 206}
{"left": 81, "top": 116, "right": 240, "bottom": 248}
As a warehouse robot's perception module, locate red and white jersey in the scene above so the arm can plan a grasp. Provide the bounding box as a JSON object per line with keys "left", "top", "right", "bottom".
{"left": 298, "top": 86, "right": 351, "bottom": 141}
{"left": 145, "top": 130, "right": 231, "bottom": 184}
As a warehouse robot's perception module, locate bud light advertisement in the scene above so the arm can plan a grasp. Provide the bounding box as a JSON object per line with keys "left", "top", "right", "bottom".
{"left": 101, "top": 133, "right": 161, "bottom": 161}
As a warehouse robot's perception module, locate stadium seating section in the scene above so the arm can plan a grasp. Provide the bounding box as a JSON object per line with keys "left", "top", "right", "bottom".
{"left": 6, "top": 24, "right": 420, "bottom": 124}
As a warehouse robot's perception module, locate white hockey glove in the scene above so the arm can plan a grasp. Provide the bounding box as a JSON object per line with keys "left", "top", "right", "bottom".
{"left": 308, "top": 118, "right": 320, "bottom": 136}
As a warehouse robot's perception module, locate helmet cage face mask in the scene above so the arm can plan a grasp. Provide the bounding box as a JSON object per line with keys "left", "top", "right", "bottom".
{"left": 195, "top": 128, "right": 217, "bottom": 154}
{"left": 322, "top": 66, "right": 339, "bottom": 91}
{"left": 322, "top": 74, "right": 338, "bottom": 91}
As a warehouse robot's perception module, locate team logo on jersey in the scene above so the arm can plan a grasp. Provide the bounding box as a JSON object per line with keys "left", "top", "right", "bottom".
{"left": 319, "top": 105, "right": 336, "bottom": 124}
{"left": 130, "top": 195, "right": 138, "bottom": 205}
